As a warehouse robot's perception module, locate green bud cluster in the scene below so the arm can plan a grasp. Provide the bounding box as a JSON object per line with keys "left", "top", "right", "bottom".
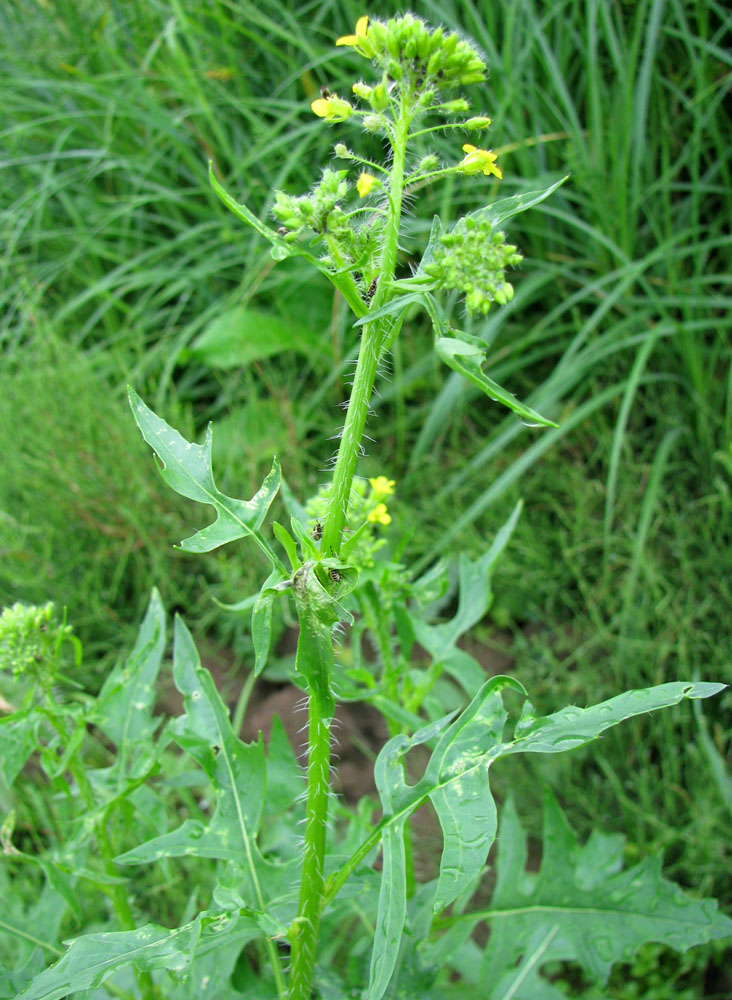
{"left": 272, "top": 168, "right": 349, "bottom": 240}
{"left": 0, "top": 601, "right": 67, "bottom": 687}
{"left": 361, "top": 15, "right": 486, "bottom": 93}
{"left": 425, "top": 214, "right": 523, "bottom": 316}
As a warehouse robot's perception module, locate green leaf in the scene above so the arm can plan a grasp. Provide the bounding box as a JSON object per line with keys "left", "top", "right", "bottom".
{"left": 410, "top": 503, "right": 523, "bottom": 696}
{"left": 16, "top": 916, "right": 204, "bottom": 1000}
{"left": 128, "top": 387, "right": 282, "bottom": 562}
{"left": 435, "top": 335, "right": 557, "bottom": 428}
{"left": 252, "top": 568, "right": 286, "bottom": 676}
{"left": 90, "top": 588, "right": 165, "bottom": 785}
{"left": 506, "top": 681, "right": 726, "bottom": 755}
{"left": 185, "top": 306, "right": 328, "bottom": 369}
{"left": 477, "top": 790, "right": 732, "bottom": 996}
{"left": 367, "top": 714, "right": 459, "bottom": 1000}
{"left": 0, "top": 708, "right": 41, "bottom": 786}
{"left": 481, "top": 175, "right": 569, "bottom": 228}
{"left": 413, "top": 502, "right": 522, "bottom": 656}
{"left": 293, "top": 565, "right": 338, "bottom": 724}
{"left": 209, "top": 163, "right": 367, "bottom": 320}
{"left": 362, "top": 679, "right": 726, "bottom": 1000}
{"left": 17, "top": 910, "right": 263, "bottom": 1000}
{"left": 116, "top": 617, "right": 267, "bottom": 886}
{"left": 272, "top": 521, "right": 299, "bottom": 571}
{"left": 209, "top": 161, "right": 283, "bottom": 247}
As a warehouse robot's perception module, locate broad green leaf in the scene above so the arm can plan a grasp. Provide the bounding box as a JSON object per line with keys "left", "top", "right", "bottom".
{"left": 435, "top": 335, "right": 557, "bottom": 428}
{"left": 128, "top": 387, "right": 282, "bottom": 561}
{"left": 414, "top": 502, "right": 522, "bottom": 654}
{"left": 426, "top": 680, "right": 516, "bottom": 913}
{"left": 0, "top": 707, "right": 41, "bottom": 786}
{"left": 263, "top": 715, "right": 305, "bottom": 818}
{"left": 117, "top": 617, "right": 267, "bottom": 901}
{"left": 17, "top": 910, "right": 263, "bottom": 1000}
{"left": 185, "top": 306, "right": 328, "bottom": 369}
{"left": 90, "top": 588, "right": 165, "bottom": 786}
{"left": 477, "top": 791, "right": 732, "bottom": 996}
{"left": 362, "top": 679, "right": 726, "bottom": 1000}
{"left": 16, "top": 916, "right": 204, "bottom": 1000}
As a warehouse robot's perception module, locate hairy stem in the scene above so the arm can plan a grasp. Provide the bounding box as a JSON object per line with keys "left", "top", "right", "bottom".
{"left": 288, "top": 687, "right": 333, "bottom": 1000}
{"left": 321, "top": 104, "right": 411, "bottom": 557}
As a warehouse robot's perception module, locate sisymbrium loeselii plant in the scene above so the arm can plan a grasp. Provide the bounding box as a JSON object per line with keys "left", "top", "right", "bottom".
{"left": 2, "top": 14, "right": 731, "bottom": 1000}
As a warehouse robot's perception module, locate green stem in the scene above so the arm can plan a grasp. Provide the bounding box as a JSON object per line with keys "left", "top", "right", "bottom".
{"left": 288, "top": 687, "right": 333, "bottom": 1000}
{"left": 96, "top": 818, "right": 157, "bottom": 1000}
{"left": 321, "top": 105, "right": 411, "bottom": 557}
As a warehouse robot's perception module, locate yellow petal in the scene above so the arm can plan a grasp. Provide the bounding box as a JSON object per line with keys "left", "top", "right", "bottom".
{"left": 357, "top": 172, "right": 377, "bottom": 197}
{"left": 311, "top": 98, "right": 330, "bottom": 117}
{"left": 336, "top": 15, "right": 369, "bottom": 47}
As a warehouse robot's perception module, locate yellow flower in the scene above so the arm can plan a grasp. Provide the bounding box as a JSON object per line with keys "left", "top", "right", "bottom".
{"left": 458, "top": 144, "right": 503, "bottom": 179}
{"left": 368, "top": 502, "right": 391, "bottom": 525}
{"left": 311, "top": 94, "right": 353, "bottom": 121}
{"left": 357, "top": 172, "right": 378, "bottom": 197}
{"left": 369, "top": 476, "right": 395, "bottom": 496}
{"left": 336, "top": 15, "right": 373, "bottom": 57}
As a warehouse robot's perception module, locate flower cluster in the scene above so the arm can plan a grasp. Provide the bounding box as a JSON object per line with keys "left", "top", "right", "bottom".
{"left": 336, "top": 14, "right": 486, "bottom": 94}
{"left": 0, "top": 601, "right": 73, "bottom": 688}
{"left": 424, "top": 214, "right": 523, "bottom": 316}
{"left": 272, "top": 167, "right": 350, "bottom": 240}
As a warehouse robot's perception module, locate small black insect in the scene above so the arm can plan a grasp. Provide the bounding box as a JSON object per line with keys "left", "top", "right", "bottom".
{"left": 312, "top": 522, "right": 323, "bottom": 542}
{"left": 277, "top": 225, "right": 288, "bottom": 236}
{"left": 365, "top": 277, "right": 378, "bottom": 303}
{"left": 320, "top": 85, "right": 332, "bottom": 99}
{"left": 329, "top": 567, "right": 342, "bottom": 584}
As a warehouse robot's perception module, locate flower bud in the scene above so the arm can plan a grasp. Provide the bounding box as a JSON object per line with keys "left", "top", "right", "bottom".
{"left": 352, "top": 81, "right": 373, "bottom": 100}
{"left": 465, "top": 116, "right": 492, "bottom": 130}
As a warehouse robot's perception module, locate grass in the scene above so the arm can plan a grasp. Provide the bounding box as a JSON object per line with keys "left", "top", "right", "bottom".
{"left": 1, "top": 0, "right": 730, "bottom": 993}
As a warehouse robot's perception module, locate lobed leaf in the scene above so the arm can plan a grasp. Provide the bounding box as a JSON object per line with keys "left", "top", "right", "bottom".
{"left": 363, "top": 678, "right": 726, "bottom": 1000}
{"left": 16, "top": 917, "right": 204, "bottom": 1000}
{"left": 116, "top": 617, "right": 267, "bottom": 889}
{"left": 16, "top": 910, "right": 263, "bottom": 1000}
{"left": 90, "top": 588, "right": 165, "bottom": 786}
{"left": 477, "top": 791, "right": 732, "bottom": 996}
{"left": 128, "top": 387, "right": 281, "bottom": 560}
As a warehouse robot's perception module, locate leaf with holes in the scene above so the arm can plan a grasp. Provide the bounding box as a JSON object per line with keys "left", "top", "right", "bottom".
{"left": 90, "top": 588, "right": 165, "bottom": 786}
{"left": 363, "top": 679, "right": 726, "bottom": 1000}
{"left": 116, "top": 617, "right": 266, "bottom": 903}
{"left": 474, "top": 791, "right": 732, "bottom": 998}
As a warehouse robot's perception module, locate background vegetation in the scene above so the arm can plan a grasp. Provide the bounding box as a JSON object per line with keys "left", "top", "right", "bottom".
{"left": 1, "top": 0, "right": 730, "bottom": 995}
